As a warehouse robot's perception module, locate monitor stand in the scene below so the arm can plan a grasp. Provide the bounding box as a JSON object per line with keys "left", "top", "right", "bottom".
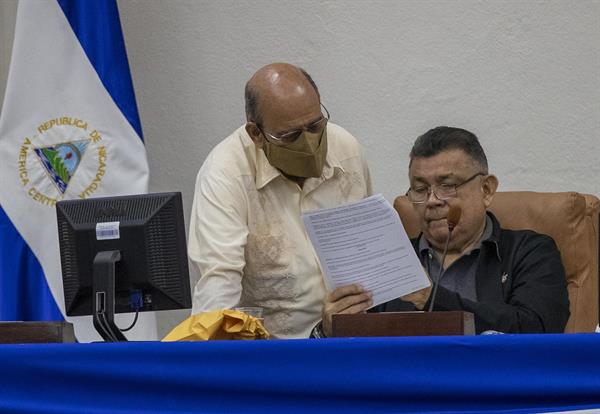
{"left": 92, "top": 250, "right": 128, "bottom": 342}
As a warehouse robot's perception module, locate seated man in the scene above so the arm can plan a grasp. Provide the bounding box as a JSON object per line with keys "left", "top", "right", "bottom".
{"left": 188, "top": 63, "right": 372, "bottom": 338}
{"left": 318, "top": 126, "right": 569, "bottom": 336}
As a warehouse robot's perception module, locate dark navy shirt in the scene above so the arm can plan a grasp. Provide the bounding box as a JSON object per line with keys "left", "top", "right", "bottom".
{"left": 418, "top": 215, "right": 493, "bottom": 302}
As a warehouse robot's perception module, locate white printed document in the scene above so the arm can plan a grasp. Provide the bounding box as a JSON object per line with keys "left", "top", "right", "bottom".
{"left": 302, "top": 194, "right": 430, "bottom": 307}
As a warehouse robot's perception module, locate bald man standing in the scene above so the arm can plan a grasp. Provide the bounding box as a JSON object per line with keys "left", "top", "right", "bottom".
{"left": 188, "top": 63, "right": 372, "bottom": 338}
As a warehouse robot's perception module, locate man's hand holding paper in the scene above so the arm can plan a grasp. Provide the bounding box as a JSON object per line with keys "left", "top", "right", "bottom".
{"left": 321, "top": 284, "right": 373, "bottom": 337}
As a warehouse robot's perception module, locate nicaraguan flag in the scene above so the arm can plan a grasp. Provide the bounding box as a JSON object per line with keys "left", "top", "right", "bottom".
{"left": 0, "top": 0, "right": 157, "bottom": 341}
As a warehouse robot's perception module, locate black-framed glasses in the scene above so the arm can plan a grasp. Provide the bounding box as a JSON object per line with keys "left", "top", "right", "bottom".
{"left": 258, "top": 103, "right": 330, "bottom": 146}
{"left": 406, "top": 172, "right": 486, "bottom": 204}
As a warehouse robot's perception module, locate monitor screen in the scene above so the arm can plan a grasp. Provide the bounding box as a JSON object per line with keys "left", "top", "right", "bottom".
{"left": 56, "top": 192, "right": 191, "bottom": 340}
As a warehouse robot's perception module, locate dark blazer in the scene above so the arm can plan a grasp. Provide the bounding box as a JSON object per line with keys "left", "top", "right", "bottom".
{"left": 373, "top": 213, "right": 570, "bottom": 334}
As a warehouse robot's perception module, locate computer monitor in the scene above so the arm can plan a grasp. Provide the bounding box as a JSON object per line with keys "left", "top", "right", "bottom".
{"left": 56, "top": 192, "right": 191, "bottom": 341}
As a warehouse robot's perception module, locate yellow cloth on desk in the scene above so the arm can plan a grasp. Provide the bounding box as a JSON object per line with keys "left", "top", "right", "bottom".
{"left": 162, "top": 310, "right": 270, "bottom": 341}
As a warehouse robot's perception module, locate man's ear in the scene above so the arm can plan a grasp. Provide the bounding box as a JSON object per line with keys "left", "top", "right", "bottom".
{"left": 245, "top": 122, "right": 263, "bottom": 148}
{"left": 482, "top": 174, "right": 499, "bottom": 208}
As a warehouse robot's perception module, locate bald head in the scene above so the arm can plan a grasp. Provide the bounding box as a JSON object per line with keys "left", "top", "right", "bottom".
{"left": 245, "top": 63, "right": 320, "bottom": 125}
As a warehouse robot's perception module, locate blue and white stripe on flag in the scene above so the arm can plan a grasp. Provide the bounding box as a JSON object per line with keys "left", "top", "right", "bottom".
{"left": 0, "top": 0, "right": 157, "bottom": 341}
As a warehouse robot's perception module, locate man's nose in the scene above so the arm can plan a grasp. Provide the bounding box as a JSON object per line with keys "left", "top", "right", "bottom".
{"left": 425, "top": 187, "right": 444, "bottom": 204}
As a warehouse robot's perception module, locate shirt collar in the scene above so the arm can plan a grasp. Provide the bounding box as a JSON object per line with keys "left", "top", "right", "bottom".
{"left": 419, "top": 213, "right": 496, "bottom": 257}
{"left": 255, "top": 146, "right": 280, "bottom": 190}
{"left": 483, "top": 211, "right": 502, "bottom": 261}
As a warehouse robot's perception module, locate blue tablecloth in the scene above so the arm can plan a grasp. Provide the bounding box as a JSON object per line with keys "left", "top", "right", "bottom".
{"left": 1, "top": 334, "right": 600, "bottom": 414}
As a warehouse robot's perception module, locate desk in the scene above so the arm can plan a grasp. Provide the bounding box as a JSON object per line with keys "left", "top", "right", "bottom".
{"left": 1, "top": 334, "right": 599, "bottom": 413}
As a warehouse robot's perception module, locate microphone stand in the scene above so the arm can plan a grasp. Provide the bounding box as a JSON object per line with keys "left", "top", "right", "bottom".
{"left": 427, "top": 204, "right": 461, "bottom": 312}
{"left": 427, "top": 228, "right": 453, "bottom": 312}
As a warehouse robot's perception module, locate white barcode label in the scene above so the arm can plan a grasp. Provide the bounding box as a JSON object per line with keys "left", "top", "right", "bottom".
{"left": 96, "top": 221, "right": 120, "bottom": 240}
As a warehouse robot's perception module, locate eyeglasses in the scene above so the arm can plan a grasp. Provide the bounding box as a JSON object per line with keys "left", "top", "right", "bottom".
{"left": 406, "top": 172, "right": 485, "bottom": 204}
{"left": 258, "top": 103, "right": 330, "bottom": 145}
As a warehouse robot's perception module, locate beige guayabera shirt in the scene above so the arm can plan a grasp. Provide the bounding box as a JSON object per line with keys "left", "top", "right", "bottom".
{"left": 188, "top": 123, "right": 372, "bottom": 338}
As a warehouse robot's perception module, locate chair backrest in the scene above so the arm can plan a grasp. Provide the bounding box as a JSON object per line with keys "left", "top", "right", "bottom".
{"left": 393, "top": 191, "right": 600, "bottom": 333}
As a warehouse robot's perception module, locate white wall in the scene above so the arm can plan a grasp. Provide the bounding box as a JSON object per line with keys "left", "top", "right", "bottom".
{"left": 0, "top": 0, "right": 17, "bottom": 111}
{"left": 1, "top": 0, "right": 599, "bottom": 336}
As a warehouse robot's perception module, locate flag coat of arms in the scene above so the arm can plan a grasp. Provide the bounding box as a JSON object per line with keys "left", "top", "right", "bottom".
{"left": 0, "top": 0, "right": 157, "bottom": 341}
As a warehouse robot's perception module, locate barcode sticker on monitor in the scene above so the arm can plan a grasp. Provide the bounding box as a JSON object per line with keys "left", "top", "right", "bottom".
{"left": 96, "top": 222, "right": 120, "bottom": 240}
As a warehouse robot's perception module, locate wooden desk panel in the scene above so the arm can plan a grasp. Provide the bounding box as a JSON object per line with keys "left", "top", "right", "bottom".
{"left": 332, "top": 311, "right": 475, "bottom": 337}
{"left": 0, "top": 321, "right": 76, "bottom": 344}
